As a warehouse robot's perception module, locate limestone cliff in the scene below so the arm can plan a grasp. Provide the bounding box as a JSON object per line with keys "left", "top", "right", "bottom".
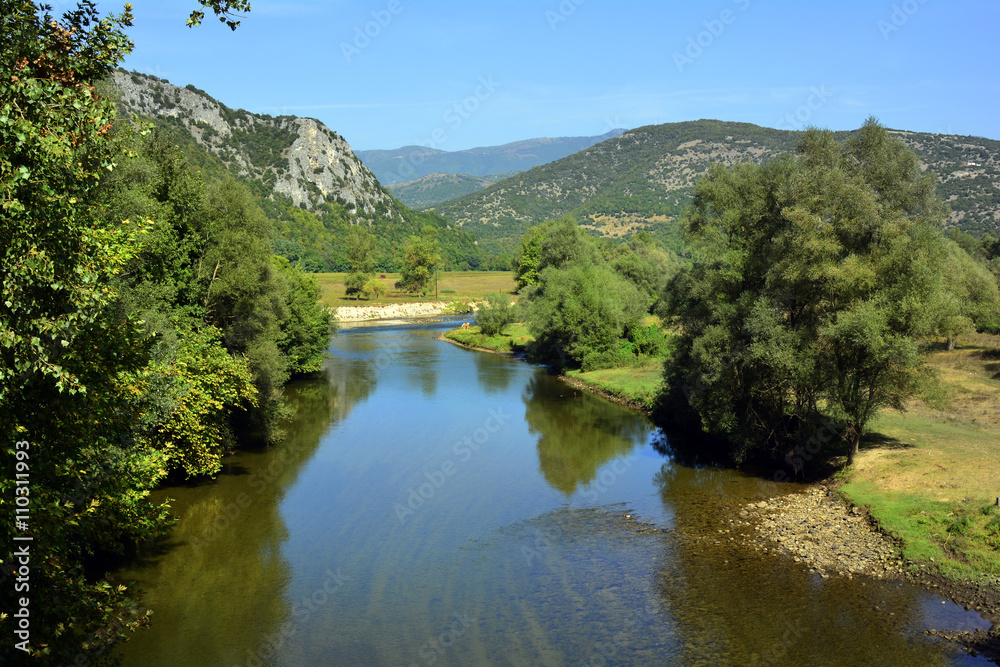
{"left": 111, "top": 70, "right": 397, "bottom": 219}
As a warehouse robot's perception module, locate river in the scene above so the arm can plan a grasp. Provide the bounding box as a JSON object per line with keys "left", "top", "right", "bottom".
{"left": 117, "top": 317, "right": 992, "bottom": 666}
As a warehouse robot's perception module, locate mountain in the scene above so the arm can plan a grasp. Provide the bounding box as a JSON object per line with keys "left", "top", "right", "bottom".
{"left": 356, "top": 130, "right": 627, "bottom": 185}
{"left": 386, "top": 172, "right": 513, "bottom": 208}
{"left": 429, "top": 120, "right": 1000, "bottom": 256}
{"left": 110, "top": 71, "right": 492, "bottom": 271}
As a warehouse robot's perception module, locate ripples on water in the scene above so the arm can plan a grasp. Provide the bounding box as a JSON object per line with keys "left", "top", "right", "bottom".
{"left": 117, "top": 318, "right": 991, "bottom": 666}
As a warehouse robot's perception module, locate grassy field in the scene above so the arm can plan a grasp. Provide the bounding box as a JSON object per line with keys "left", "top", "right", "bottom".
{"left": 840, "top": 333, "right": 1000, "bottom": 583}
{"left": 314, "top": 271, "right": 515, "bottom": 308}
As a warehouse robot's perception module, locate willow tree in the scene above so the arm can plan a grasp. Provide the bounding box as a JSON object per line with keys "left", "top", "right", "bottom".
{"left": 663, "top": 119, "right": 952, "bottom": 465}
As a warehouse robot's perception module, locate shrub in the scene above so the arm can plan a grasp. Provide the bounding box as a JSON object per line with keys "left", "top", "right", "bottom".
{"left": 476, "top": 292, "right": 516, "bottom": 336}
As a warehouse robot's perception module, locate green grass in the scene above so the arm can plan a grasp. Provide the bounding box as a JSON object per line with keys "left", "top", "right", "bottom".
{"left": 443, "top": 323, "right": 532, "bottom": 353}
{"left": 566, "top": 359, "right": 665, "bottom": 411}
{"left": 839, "top": 333, "right": 1000, "bottom": 585}
{"left": 314, "top": 271, "right": 516, "bottom": 308}
{"left": 841, "top": 481, "right": 1000, "bottom": 581}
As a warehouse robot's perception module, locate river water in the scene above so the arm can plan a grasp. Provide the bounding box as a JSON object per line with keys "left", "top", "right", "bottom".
{"left": 118, "top": 317, "right": 991, "bottom": 666}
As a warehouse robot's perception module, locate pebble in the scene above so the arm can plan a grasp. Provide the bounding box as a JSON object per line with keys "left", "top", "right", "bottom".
{"left": 738, "top": 486, "right": 903, "bottom": 579}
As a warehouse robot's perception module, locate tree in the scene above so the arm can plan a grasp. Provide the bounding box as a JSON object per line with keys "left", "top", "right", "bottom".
{"left": 527, "top": 262, "right": 646, "bottom": 369}
{"left": 513, "top": 223, "right": 547, "bottom": 292}
{"left": 396, "top": 225, "right": 441, "bottom": 296}
{"left": 662, "top": 119, "right": 953, "bottom": 465}
{"left": 1, "top": 3, "right": 171, "bottom": 661}
{"left": 476, "top": 292, "right": 516, "bottom": 336}
{"left": 186, "top": 0, "right": 253, "bottom": 30}
{"left": 344, "top": 224, "right": 377, "bottom": 300}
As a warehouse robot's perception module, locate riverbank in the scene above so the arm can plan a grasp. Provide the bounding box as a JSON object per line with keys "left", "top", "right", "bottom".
{"left": 741, "top": 485, "right": 1000, "bottom": 662}
{"left": 441, "top": 323, "right": 1000, "bottom": 660}
{"left": 442, "top": 324, "right": 664, "bottom": 415}
{"left": 336, "top": 301, "right": 466, "bottom": 321}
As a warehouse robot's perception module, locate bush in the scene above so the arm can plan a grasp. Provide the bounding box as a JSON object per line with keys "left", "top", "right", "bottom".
{"left": 362, "top": 278, "right": 386, "bottom": 301}
{"left": 476, "top": 292, "right": 516, "bottom": 336}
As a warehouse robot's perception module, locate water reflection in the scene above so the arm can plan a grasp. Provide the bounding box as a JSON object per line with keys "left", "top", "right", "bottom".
{"left": 472, "top": 346, "right": 515, "bottom": 394}
{"left": 650, "top": 463, "right": 979, "bottom": 666}
{"left": 523, "top": 374, "right": 651, "bottom": 495}
{"left": 402, "top": 333, "right": 440, "bottom": 397}
{"left": 117, "top": 370, "right": 340, "bottom": 665}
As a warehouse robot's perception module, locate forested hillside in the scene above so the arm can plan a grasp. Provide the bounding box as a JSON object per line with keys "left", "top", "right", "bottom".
{"left": 386, "top": 172, "right": 512, "bottom": 208}
{"left": 432, "top": 121, "right": 1000, "bottom": 256}
{"left": 111, "top": 71, "right": 492, "bottom": 271}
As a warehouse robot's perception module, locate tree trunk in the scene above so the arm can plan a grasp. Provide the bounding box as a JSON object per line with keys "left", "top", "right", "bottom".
{"left": 846, "top": 425, "right": 861, "bottom": 466}
{"left": 946, "top": 336, "right": 956, "bottom": 352}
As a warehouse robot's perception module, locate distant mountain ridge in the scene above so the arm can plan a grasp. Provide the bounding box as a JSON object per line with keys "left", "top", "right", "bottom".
{"left": 385, "top": 172, "right": 513, "bottom": 208}
{"left": 357, "top": 130, "right": 627, "bottom": 185}
{"left": 429, "top": 120, "right": 1000, "bottom": 256}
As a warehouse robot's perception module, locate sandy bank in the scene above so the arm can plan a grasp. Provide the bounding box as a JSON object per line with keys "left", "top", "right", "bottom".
{"left": 335, "top": 302, "right": 475, "bottom": 322}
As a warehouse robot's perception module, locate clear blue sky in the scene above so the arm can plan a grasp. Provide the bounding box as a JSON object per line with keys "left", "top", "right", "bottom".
{"left": 118, "top": 0, "right": 1000, "bottom": 152}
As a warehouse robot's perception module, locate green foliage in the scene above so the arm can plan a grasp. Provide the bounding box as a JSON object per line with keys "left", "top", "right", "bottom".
{"left": 514, "top": 223, "right": 546, "bottom": 292}
{"left": 662, "top": 119, "right": 957, "bottom": 464}
{"left": 476, "top": 292, "right": 516, "bottom": 336}
{"left": 396, "top": 225, "right": 442, "bottom": 295}
{"left": 517, "top": 219, "right": 674, "bottom": 370}
{"left": 935, "top": 239, "right": 1000, "bottom": 345}
{"left": 526, "top": 262, "right": 646, "bottom": 369}
{"left": 362, "top": 277, "right": 387, "bottom": 301}
{"left": 141, "top": 324, "right": 258, "bottom": 477}
{"left": 186, "top": 0, "right": 253, "bottom": 30}
{"left": 274, "top": 256, "right": 334, "bottom": 374}
{"left": 343, "top": 225, "right": 378, "bottom": 298}
{"left": 0, "top": 3, "right": 174, "bottom": 661}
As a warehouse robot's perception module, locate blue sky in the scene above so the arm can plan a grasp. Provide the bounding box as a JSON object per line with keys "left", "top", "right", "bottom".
{"left": 118, "top": 0, "right": 1000, "bottom": 152}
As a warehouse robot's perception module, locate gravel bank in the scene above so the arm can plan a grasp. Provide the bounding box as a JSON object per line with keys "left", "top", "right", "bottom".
{"left": 739, "top": 485, "right": 999, "bottom": 662}
{"left": 739, "top": 486, "right": 903, "bottom": 579}
{"left": 335, "top": 302, "right": 472, "bottom": 322}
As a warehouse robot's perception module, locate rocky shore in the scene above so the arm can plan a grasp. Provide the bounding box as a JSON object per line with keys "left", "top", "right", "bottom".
{"left": 740, "top": 485, "right": 999, "bottom": 662}
{"left": 739, "top": 486, "right": 903, "bottom": 579}
{"left": 335, "top": 301, "right": 471, "bottom": 322}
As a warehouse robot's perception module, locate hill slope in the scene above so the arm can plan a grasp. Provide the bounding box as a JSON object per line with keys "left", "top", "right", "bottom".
{"left": 430, "top": 120, "right": 1000, "bottom": 256}
{"left": 356, "top": 130, "right": 626, "bottom": 185}
{"left": 385, "top": 172, "right": 513, "bottom": 208}
{"left": 111, "top": 71, "right": 489, "bottom": 271}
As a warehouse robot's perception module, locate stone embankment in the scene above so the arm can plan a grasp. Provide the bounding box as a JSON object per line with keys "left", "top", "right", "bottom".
{"left": 739, "top": 486, "right": 903, "bottom": 579}
{"left": 335, "top": 302, "right": 474, "bottom": 322}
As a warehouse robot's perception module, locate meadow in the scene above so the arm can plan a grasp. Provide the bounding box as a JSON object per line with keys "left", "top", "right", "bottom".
{"left": 314, "top": 271, "right": 516, "bottom": 308}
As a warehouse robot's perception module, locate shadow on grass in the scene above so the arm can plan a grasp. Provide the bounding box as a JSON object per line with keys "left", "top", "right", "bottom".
{"left": 860, "top": 430, "right": 913, "bottom": 452}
